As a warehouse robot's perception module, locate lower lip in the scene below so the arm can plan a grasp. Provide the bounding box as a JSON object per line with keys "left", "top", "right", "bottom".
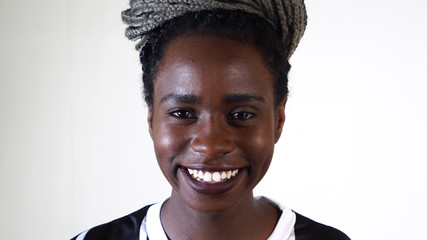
{"left": 180, "top": 167, "right": 245, "bottom": 195}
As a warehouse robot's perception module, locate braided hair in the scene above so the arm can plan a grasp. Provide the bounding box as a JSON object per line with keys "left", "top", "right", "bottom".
{"left": 140, "top": 9, "right": 290, "bottom": 107}
{"left": 122, "top": 0, "right": 307, "bottom": 59}
{"left": 122, "top": 1, "right": 307, "bottom": 108}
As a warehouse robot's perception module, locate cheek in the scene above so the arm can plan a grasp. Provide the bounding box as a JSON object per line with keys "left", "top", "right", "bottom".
{"left": 151, "top": 124, "right": 185, "bottom": 188}
{"left": 154, "top": 130, "right": 174, "bottom": 153}
{"left": 250, "top": 133, "right": 275, "bottom": 184}
{"left": 152, "top": 118, "right": 175, "bottom": 165}
{"left": 238, "top": 118, "right": 276, "bottom": 169}
{"left": 252, "top": 130, "right": 275, "bottom": 164}
{"left": 153, "top": 126, "right": 175, "bottom": 161}
{"left": 152, "top": 121, "right": 190, "bottom": 171}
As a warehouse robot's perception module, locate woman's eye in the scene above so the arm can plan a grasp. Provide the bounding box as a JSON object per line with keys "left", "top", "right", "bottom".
{"left": 169, "top": 110, "right": 196, "bottom": 119}
{"left": 229, "top": 112, "right": 256, "bottom": 121}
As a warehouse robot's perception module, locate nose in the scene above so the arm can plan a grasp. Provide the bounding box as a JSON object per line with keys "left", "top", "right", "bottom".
{"left": 191, "top": 118, "right": 235, "bottom": 158}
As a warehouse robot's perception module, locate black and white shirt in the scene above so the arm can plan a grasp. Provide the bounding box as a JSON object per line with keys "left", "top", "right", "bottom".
{"left": 72, "top": 197, "right": 350, "bottom": 240}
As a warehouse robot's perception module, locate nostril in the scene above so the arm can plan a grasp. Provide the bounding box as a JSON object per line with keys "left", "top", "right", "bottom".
{"left": 191, "top": 134, "right": 235, "bottom": 158}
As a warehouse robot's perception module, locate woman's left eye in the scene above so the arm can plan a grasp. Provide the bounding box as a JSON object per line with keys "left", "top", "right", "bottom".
{"left": 229, "top": 112, "right": 256, "bottom": 121}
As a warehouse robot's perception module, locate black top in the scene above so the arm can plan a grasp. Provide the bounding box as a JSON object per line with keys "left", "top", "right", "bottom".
{"left": 71, "top": 205, "right": 350, "bottom": 240}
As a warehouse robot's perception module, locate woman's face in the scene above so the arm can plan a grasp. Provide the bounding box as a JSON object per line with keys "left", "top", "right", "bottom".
{"left": 149, "top": 34, "right": 285, "bottom": 213}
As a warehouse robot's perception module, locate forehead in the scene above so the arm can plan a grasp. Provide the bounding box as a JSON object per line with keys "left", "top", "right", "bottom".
{"left": 154, "top": 34, "right": 274, "bottom": 102}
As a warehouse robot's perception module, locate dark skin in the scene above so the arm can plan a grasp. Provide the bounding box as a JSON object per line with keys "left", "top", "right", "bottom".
{"left": 148, "top": 34, "right": 286, "bottom": 239}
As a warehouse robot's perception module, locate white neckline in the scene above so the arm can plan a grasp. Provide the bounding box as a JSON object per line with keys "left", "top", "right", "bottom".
{"left": 141, "top": 196, "right": 296, "bottom": 240}
{"left": 144, "top": 200, "right": 169, "bottom": 240}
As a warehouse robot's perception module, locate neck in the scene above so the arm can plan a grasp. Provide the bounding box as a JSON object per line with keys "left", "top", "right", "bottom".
{"left": 160, "top": 191, "right": 279, "bottom": 240}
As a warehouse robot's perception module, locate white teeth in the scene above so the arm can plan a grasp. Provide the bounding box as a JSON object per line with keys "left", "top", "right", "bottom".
{"left": 212, "top": 172, "right": 221, "bottom": 182}
{"left": 197, "top": 170, "right": 204, "bottom": 179}
{"left": 203, "top": 172, "right": 212, "bottom": 181}
{"left": 186, "top": 168, "right": 240, "bottom": 183}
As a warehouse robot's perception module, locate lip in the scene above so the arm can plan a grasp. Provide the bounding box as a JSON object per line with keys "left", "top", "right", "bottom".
{"left": 179, "top": 166, "right": 246, "bottom": 195}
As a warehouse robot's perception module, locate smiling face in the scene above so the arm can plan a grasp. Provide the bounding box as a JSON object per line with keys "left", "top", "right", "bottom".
{"left": 149, "top": 34, "right": 285, "bottom": 213}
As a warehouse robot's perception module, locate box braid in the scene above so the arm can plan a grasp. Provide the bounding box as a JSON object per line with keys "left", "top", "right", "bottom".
{"left": 122, "top": 1, "right": 307, "bottom": 108}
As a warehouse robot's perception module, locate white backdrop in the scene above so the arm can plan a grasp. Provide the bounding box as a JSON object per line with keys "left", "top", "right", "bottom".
{"left": 1, "top": 0, "right": 426, "bottom": 239}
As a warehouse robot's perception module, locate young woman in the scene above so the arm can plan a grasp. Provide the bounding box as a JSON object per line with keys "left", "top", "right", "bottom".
{"left": 72, "top": 1, "right": 350, "bottom": 239}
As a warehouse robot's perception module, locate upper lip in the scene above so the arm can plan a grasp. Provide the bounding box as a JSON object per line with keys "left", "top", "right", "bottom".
{"left": 179, "top": 164, "right": 246, "bottom": 172}
{"left": 175, "top": 155, "right": 249, "bottom": 172}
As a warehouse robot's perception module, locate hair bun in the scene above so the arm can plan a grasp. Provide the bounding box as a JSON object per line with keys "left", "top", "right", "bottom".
{"left": 122, "top": 0, "right": 307, "bottom": 59}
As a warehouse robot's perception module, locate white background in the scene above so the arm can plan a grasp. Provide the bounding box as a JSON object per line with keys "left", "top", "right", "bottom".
{"left": 1, "top": 0, "right": 426, "bottom": 239}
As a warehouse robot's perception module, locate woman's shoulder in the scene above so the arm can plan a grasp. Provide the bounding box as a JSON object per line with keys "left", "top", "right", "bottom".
{"left": 258, "top": 196, "right": 350, "bottom": 240}
{"left": 70, "top": 204, "right": 151, "bottom": 240}
{"left": 294, "top": 212, "right": 351, "bottom": 240}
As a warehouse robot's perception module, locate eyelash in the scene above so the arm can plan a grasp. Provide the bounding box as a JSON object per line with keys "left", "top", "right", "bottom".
{"left": 168, "top": 109, "right": 197, "bottom": 119}
{"left": 168, "top": 109, "right": 256, "bottom": 122}
{"left": 228, "top": 111, "right": 256, "bottom": 121}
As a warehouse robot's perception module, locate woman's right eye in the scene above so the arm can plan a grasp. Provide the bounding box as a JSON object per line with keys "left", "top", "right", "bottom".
{"left": 168, "top": 110, "right": 196, "bottom": 119}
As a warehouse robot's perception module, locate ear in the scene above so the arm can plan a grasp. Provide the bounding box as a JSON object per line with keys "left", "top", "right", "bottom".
{"left": 147, "top": 107, "right": 154, "bottom": 138}
{"left": 274, "top": 98, "right": 287, "bottom": 143}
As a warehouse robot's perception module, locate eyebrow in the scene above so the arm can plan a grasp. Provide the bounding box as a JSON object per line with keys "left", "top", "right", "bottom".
{"left": 159, "top": 93, "right": 265, "bottom": 105}
{"left": 222, "top": 93, "right": 265, "bottom": 104}
{"left": 160, "top": 93, "right": 199, "bottom": 104}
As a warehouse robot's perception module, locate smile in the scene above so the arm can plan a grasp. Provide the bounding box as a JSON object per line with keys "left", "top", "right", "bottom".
{"left": 186, "top": 168, "right": 239, "bottom": 183}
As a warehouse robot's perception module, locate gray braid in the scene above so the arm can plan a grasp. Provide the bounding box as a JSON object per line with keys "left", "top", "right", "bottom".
{"left": 122, "top": 0, "right": 307, "bottom": 59}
